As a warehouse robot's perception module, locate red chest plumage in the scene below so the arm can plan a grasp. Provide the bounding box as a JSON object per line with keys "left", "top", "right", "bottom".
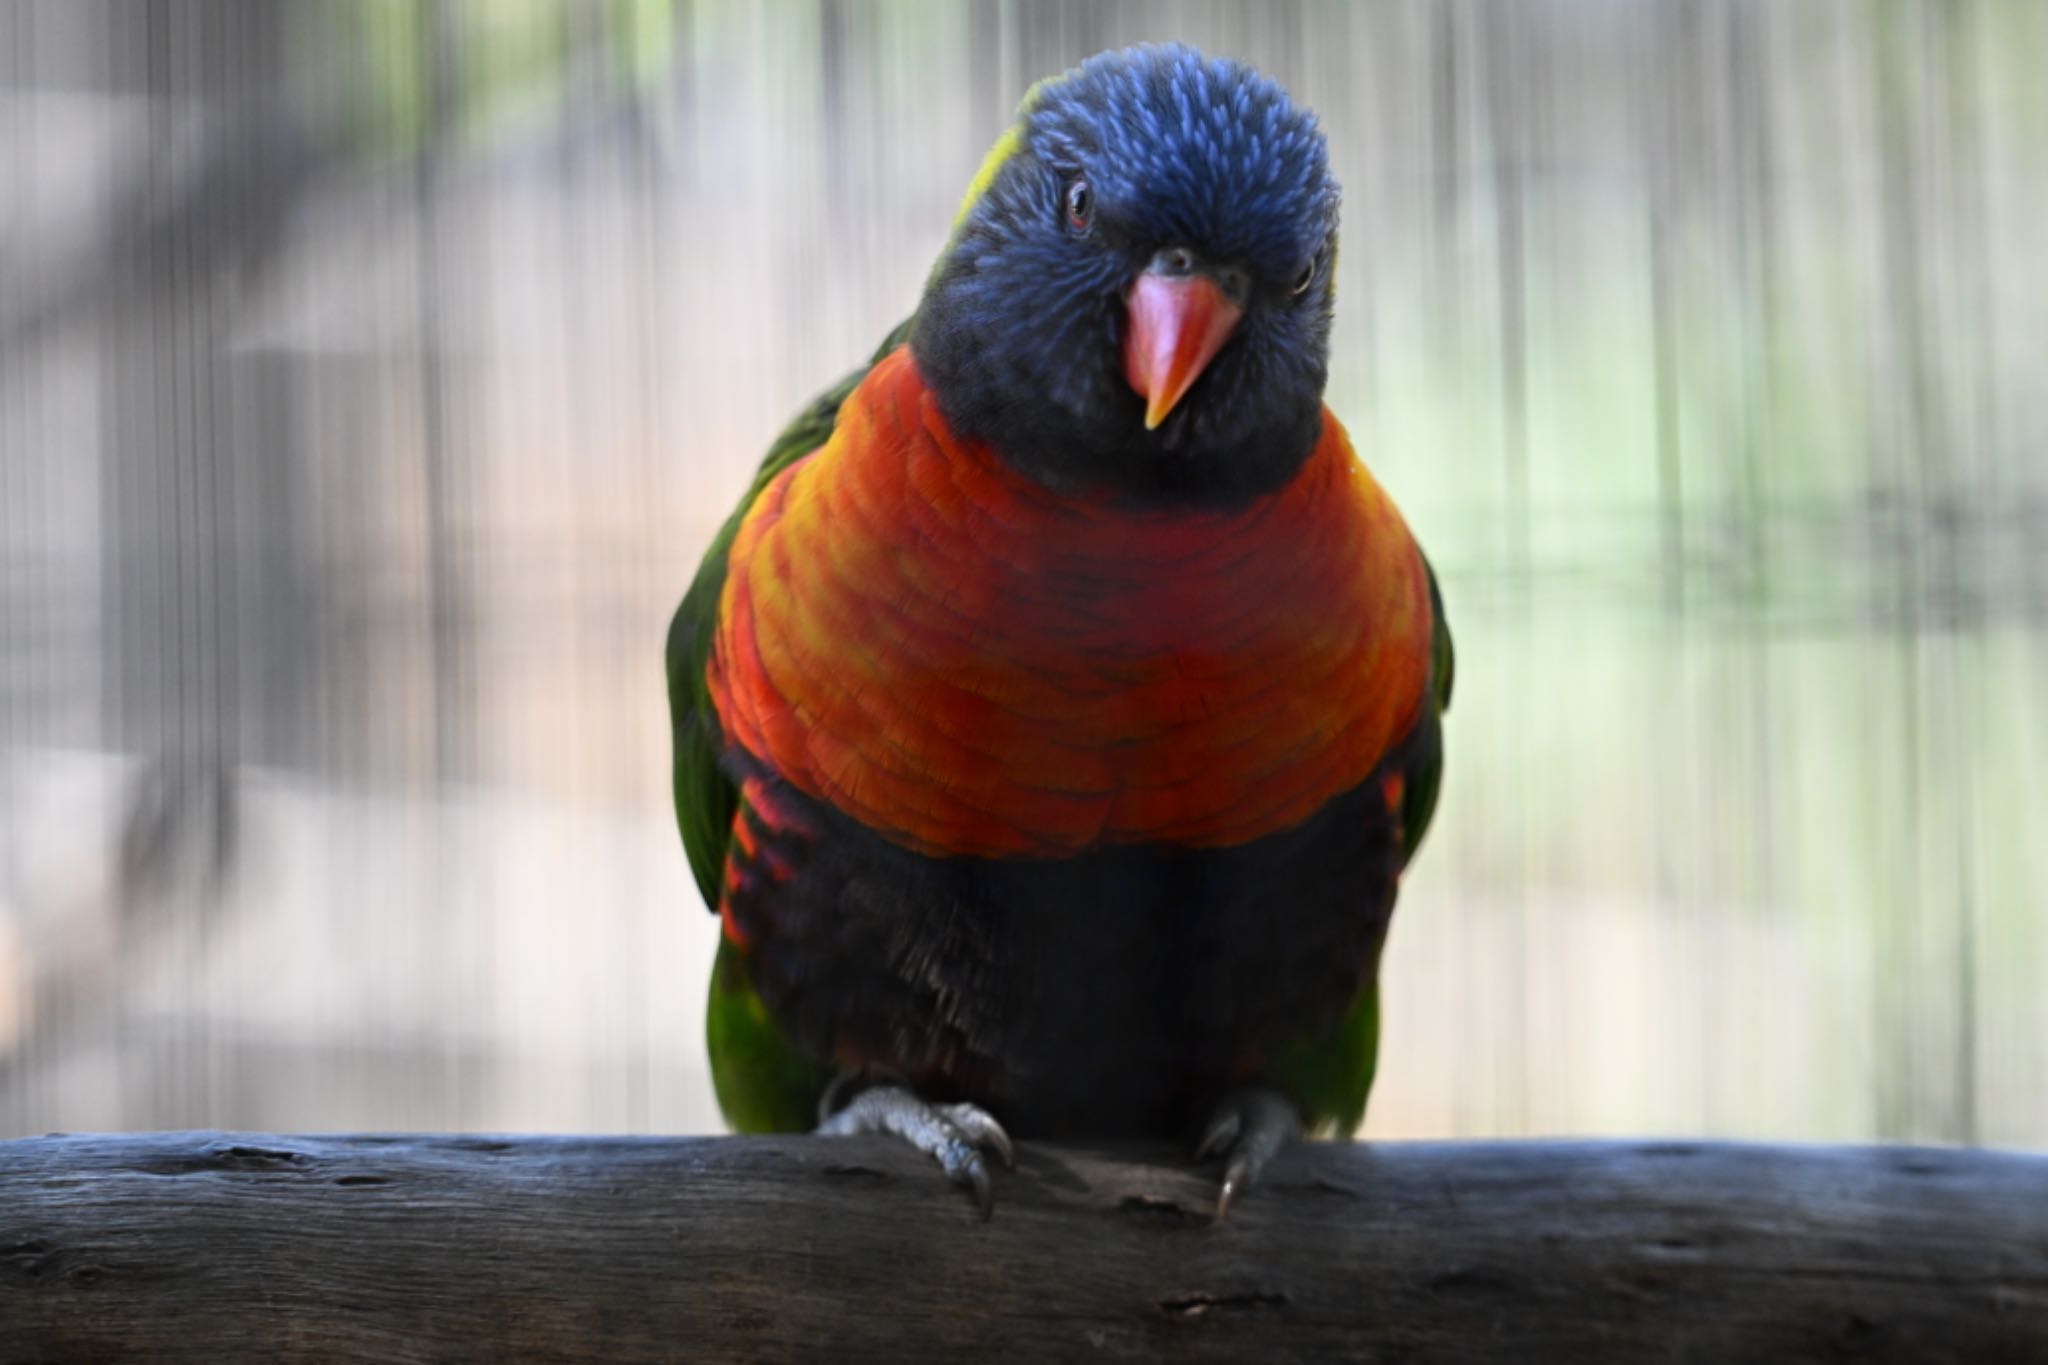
{"left": 709, "top": 348, "right": 1431, "bottom": 860}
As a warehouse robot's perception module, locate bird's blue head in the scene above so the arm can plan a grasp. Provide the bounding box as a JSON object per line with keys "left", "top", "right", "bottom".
{"left": 913, "top": 45, "right": 1341, "bottom": 506}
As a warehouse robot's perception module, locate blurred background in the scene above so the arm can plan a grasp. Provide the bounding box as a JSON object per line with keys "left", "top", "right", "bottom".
{"left": 1, "top": 0, "right": 2043, "bottom": 1147}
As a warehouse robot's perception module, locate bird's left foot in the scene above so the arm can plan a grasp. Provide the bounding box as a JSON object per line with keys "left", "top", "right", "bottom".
{"left": 1195, "top": 1087, "right": 1302, "bottom": 1221}
{"left": 816, "top": 1084, "right": 1015, "bottom": 1218}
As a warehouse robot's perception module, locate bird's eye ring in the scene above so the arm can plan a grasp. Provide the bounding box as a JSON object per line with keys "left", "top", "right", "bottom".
{"left": 1291, "top": 253, "right": 1319, "bottom": 296}
{"left": 1064, "top": 178, "right": 1094, "bottom": 235}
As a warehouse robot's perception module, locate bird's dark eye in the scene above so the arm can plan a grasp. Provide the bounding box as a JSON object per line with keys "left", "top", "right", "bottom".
{"left": 1064, "top": 178, "right": 1094, "bottom": 235}
{"left": 1291, "top": 252, "right": 1320, "bottom": 296}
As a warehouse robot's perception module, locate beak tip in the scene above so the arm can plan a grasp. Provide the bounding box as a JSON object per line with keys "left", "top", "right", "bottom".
{"left": 1124, "top": 269, "right": 1243, "bottom": 436}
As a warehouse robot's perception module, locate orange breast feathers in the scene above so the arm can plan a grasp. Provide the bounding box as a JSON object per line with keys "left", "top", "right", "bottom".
{"left": 707, "top": 347, "right": 1433, "bottom": 860}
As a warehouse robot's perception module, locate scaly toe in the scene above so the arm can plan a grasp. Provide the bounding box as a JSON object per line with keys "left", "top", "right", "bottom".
{"left": 817, "top": 1085, "right": 1013, "bottom": 1218}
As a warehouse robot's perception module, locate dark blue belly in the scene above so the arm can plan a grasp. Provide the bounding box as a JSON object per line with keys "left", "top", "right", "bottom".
{"left": 721, "top": 717, "right": 1428, "bottom": 1139}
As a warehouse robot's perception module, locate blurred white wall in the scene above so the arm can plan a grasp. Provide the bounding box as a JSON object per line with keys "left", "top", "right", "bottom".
{"left": 1, "top": 0, "right": 2044, "bottom": 1145}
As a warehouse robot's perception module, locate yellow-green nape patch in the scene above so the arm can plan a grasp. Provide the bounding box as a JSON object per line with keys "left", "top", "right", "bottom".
{"left": 950, "top": 71, "right": 1072, "bottom": 230}
{"left": 953, "top": 123, "right": 1023, "bottom": 229}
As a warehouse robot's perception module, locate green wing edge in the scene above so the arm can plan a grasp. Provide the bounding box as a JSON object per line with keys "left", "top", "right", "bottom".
{"left": 669, "top": 318, "right": 914, "bottom": 1133}
{"left": 1273, "top": 551, "right": 1452, "bottom": 1136}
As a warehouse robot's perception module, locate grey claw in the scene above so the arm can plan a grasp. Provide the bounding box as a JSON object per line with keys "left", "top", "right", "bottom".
{"left": 945, "top": 1102, "right": 1015, "bottom": 1170}
{"left": 1194, "top": 1108, "right": 1243, "bottom": 1163}
{"left": 948, "top": 1144, "right": 995, "bottom": 1219}
{"left": 1216, "top": 1167, "right": 1245, "bottom": 1222}
{"left": 815, "top": 1071, "right": 858, "bottom": 1127}
{"left": 1196, "top": 1087, "right": 1302, "bottom": 1222}
{"left": 930, "top": 1129, "right": 995, "bottom": 1218}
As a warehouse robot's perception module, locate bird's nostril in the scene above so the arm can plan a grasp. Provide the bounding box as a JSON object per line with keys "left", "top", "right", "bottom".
{"left": 1216, "top": 266, "right": 1250, "bottom": 303}
{"left": 1157, "top": 247, "right": 1196, "bottom": 276}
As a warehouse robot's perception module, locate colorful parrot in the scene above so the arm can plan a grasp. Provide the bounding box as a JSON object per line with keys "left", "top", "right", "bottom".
{"left": 668, "top": 45, "right": 1451, "bottom": 1217}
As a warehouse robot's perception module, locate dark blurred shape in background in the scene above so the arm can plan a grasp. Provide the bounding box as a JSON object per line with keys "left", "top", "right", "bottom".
{"left": 1, "top": 1, "right": 2043, "bottom": 1144}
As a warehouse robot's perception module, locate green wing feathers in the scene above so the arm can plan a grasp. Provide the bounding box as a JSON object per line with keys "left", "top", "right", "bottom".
{"left": 1272, "top": 980, "right": 1382, "bottom": 1137}
{"left": 705, "top": 937, "right": 830, "bottom": 1132}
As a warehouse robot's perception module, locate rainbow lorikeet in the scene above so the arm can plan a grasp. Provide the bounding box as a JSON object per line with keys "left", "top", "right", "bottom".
{"left": 668, "top": 45, "right": 1451, "bottom": 1217}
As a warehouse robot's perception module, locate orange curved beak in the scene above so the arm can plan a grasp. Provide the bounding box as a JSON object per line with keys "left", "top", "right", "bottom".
{"left": 1122, "top": 271, "right": 1244, "bottom": 430}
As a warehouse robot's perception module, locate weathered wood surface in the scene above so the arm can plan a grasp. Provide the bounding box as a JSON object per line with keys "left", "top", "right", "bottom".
{"left": 1, "top": 1133, "right": 2044, "bottom": 1363}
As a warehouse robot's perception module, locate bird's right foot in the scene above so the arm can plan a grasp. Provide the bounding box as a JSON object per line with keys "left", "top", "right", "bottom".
{"left": 1195, "top": 1086, "right": 1302, "bottom": 1221}
{"left": 816, "top": 1084, "right": 1015, "bottom": 1218}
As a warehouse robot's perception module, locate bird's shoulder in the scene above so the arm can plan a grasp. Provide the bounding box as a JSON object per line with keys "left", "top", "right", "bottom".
{"left": 666, "top": 317, "right": 914, "bottom": 909}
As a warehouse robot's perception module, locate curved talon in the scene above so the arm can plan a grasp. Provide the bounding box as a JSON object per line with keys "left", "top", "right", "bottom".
{"left": 815, "top": 1071, "right": 859, "bottom": 1127}
{"left": 942, "top": 1139, "right": 995, "bottom": 1218}
{"left": 943, "top": 1102, "right": 1016, "bottom": 1170}
{"left": 816, "top": 1085, "right": 1013, "bottom": 1218}
{"left": 1194, "top": 1107, "right": 1243, "bottom": 1163}
{"left": 1217, "top": 1169, "right": 1246, "bottom": 1222}
{"left": 1194, "top": 1087, "right": 1301, "bottom": 1222}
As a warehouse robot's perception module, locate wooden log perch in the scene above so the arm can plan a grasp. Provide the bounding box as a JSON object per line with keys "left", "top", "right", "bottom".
{"left": 2, "top": 1132, "right": 2044, "bottom": 1362}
